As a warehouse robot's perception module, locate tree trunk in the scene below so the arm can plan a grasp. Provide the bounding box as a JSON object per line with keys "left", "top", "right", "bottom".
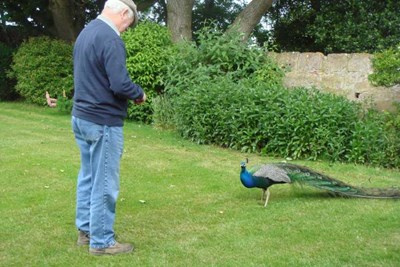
{"left": 48, "top": 0, "right": 77, "bottom": 42}
{"left": 48, "top": 0, "right": 158, "bottom": 42}
{"left": 228, "top": 0, "right": 273, "bottom": 41}
{"left": 167, "top": 0, "right": 195, "bottom": 43}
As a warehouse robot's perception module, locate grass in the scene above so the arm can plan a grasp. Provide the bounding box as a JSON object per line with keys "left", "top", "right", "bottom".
{"left": 0, "top": 101, "right": 399, "bottom": 267}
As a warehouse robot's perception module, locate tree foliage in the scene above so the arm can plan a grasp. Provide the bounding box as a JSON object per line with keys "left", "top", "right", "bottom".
{"left": 1, "top": 0, "right": 99, "bottom": 43}
{"left": 269, "top": 0, "right": 400, "bottom": 53}
{"left": 311, "top": 0, "right": 400, "bottom": 53}
{"left": 0, "top": 0, "right": 153, "bottom": 43}
{"left": 2, "top": 0, "right": 268, "bottom": 44}
{"left": 192, "top": 0, "right": 243, "bottom": 36}
{"left": 268, "top": 0, "right": 319, "bottom": 52}
{"left": 0, "top": 43, "right": 17, "bottom": 100}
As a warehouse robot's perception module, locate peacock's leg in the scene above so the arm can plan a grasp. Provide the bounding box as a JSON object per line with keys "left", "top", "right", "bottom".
{"left": 261, "top": 189, "right": 266, "bottom": 201}
{"left": 264, "top": 189, "right": 270, "bottom": 207}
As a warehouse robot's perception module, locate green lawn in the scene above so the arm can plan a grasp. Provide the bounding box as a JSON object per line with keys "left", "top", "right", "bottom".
{"left": 1, "top": 102, "right": 399, "bottom": 267}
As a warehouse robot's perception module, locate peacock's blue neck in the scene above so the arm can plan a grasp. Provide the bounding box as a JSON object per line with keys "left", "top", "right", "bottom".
{"left": 240, "top": 167, "right": 257, "bottom": 188}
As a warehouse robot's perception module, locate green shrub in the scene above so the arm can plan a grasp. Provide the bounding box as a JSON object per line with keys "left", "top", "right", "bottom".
{"left": 122, "top": 21, "right": 174, "bottom": 123}
{"left": 173, "top": 74, "right": 400, "bottom": 168}
{"left": 173, "top": 75, "right": 358, "bottom": 160}
{"left": 158, "top": 27, "right": 400, "bottom": 168}
{"left": 56, "top": 95, "right": 73, "bottom": 114}
{"left": 347, "top": 107, "right": 400, "bottom": 168}
{"left": 164, "top": 27, "right": 284, "bottom": 97}
{"left": 0, "top": 43, "right": 18, "bottom": 100}
{"left": 8, "top": 36, "right": 73, "bottom": 105}
{"left": 156, "top": 27, "right": 284, "bottom": 128}
{"left": 369, "top": 44, "right": 400, "bottom": 87}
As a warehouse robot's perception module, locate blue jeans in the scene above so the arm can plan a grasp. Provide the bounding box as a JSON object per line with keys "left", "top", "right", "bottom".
{"left": 71, "top": 116, "right": 124, "bottom": 248}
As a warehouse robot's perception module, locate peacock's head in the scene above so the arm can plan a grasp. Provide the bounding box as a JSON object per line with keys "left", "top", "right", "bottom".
{"left": 240, "top": 158, "right": 249, "bottom": 168}
{"left": 240, "top": 158, "right": 249, "bottom": 169}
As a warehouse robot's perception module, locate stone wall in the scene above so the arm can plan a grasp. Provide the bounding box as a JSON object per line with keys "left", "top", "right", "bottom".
{"left": 270, "top": 52, "right": 400, "bottom": 111}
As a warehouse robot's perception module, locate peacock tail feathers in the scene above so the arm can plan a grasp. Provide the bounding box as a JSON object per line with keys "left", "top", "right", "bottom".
{"left": 274, "top": 163, "right": 400, "bottom": 199}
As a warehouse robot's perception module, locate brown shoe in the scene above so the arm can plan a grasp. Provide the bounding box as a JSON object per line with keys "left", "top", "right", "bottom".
{"left": 77, "top": 231, "right": 90, "bottom": 246}
{"left": 89, "top": 241, "right": 134, "bottom": 256}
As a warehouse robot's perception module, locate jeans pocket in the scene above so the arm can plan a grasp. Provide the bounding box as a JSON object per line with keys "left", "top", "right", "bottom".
{"left": 73, "top": 117, "right": 104, "bottom": 143}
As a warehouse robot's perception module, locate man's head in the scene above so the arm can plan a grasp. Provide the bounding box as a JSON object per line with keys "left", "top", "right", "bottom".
{"left": 103, "top": 0, "right": 139, "bottom": 33}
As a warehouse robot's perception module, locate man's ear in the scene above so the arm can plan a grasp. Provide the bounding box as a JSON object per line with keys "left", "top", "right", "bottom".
{"left": 121, "top": 8, "right": 129, "bottom": 18}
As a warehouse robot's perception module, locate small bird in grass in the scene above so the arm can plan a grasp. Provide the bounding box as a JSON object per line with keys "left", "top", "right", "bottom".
{"left": 240, "top": 161, "right": 400, "bottom": 207}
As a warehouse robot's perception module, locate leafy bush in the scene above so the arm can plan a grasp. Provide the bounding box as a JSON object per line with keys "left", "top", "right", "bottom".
{"left": 347, "top": 108, "right": 400, "bottom": 168}
{"left": 158, "top": 27, "right": 400, "bottom": 168}
{"left": 56, "top": 94, "right": 73, "bottom": 114}
{"left": 0, "top": 43, "right": 18, "bottom": 100}
{"left": 164, "top": 27, "right": 284, "bottom": 97}
{"left": 173, "top": 76, "right": 356, "bottom": 160}
{"left": 369, "top": 44, "right": 400, "bottom": 87}
{"left": 157, "top": 26, "right": 284, "bottom": 127}
{"left": 122, "top": 21, "right": 174, "bottom": 123}
{"left": 173, "top": 75, "right": 400, "bottom": 167}
{"left": 8, "top": 36, "right": 73, "bottom": 105}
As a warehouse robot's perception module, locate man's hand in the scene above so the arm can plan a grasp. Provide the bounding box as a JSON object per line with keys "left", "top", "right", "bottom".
{"left": 134, "top": 92, "right": 147, "bottom": 105}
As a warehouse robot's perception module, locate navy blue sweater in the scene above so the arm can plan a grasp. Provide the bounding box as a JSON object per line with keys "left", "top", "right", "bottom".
{"left": 72, "top": 19, "right": 144, "bottom": 127}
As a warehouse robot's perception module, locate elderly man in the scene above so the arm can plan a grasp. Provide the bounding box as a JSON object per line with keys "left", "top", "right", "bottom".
{"left": 72, "top": 0, "right": 146, "bottom": 255}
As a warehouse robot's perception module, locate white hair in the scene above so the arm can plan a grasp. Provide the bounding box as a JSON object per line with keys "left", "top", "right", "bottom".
{"left": 104, "top": 0, "right": 134, "bottom": 18}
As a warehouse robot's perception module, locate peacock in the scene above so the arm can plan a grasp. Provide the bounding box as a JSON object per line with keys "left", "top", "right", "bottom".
{"left": 240, "top": 161, "right": 400, "bottom": 207}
